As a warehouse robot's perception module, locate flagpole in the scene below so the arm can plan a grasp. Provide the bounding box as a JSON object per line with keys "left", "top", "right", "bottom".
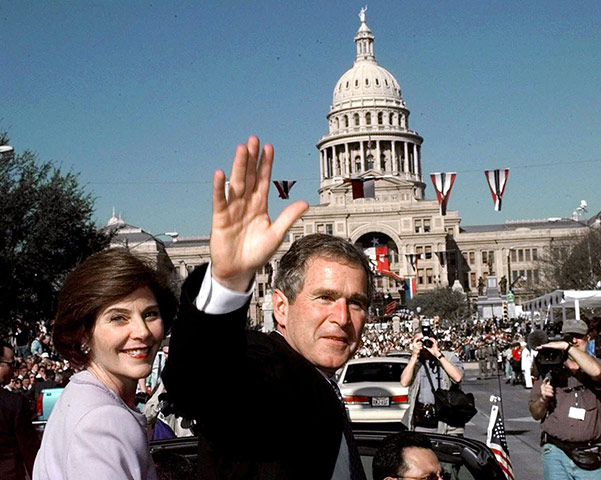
{"left": 493, "top": 341, "right": 505, "bottom": 419}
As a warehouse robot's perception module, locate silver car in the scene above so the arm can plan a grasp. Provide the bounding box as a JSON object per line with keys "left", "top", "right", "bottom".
{"left": 337, "top": 357, "right": 410, "bottom": 424}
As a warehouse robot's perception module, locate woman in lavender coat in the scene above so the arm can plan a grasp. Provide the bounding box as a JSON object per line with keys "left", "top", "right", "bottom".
{"left": 33, "top": 249, "right": 176, "bottom": 480}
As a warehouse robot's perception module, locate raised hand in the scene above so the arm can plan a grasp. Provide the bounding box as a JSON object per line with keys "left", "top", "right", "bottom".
{"left": 210, "top": 136, "right": 309, "bottom": 292}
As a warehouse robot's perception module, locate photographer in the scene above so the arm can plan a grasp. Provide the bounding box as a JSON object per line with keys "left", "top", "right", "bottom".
{"left": 401, "top": 331, "right": 464, "bottom": 436}
{"left": 529, "top": 319, "right": 601, "bottom": 479}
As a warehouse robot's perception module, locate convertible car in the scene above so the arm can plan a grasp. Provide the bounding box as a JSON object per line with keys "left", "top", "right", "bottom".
{"left": 149, "top": 428, "right": 506, "bottom": 480}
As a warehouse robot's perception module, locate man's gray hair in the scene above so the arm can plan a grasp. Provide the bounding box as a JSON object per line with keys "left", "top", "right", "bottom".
{"left": 274, "top": 234, "right": 374, "bottom": 304}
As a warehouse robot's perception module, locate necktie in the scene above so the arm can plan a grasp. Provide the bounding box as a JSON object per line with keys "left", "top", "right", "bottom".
{"left": 329, "top": 378, "right": 367, "bottom": 480}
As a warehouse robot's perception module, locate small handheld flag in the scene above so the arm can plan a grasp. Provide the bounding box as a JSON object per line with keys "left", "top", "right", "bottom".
{"left": 486, "top": 398, "right": 515, "bottom": 480}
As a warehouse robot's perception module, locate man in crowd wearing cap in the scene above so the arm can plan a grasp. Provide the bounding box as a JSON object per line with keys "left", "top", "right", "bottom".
{"left": 529, "top": 319, "right": 601, "bottom": 479}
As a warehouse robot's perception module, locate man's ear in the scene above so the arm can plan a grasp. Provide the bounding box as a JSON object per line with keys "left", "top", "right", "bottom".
{"left": 272, "top": 289, "right": 289, "bottom": 328}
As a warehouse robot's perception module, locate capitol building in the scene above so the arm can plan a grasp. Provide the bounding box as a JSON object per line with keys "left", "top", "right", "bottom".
{"left": 110, "top": 12, "right": 594, "bottom": 324}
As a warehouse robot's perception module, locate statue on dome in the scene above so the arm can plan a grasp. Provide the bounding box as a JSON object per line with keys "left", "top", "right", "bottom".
{"left": 359, "top": 6, "right": 367, "bottom": 23}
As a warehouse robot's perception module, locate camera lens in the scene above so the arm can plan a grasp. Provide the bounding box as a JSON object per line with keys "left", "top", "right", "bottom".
{"left": 423, "top": 338, "right": 433, "bottom": 348}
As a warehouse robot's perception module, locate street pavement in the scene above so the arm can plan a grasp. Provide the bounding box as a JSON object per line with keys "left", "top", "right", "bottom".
{"left": 462, "top": 362, "right": 543, "bottom": 480}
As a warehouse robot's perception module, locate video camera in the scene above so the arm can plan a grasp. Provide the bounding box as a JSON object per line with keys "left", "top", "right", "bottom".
{"left": 528, "top": 330, "right": 568, "bottom": 382}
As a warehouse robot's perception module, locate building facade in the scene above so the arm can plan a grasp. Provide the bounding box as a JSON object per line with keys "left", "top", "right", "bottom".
{"left": 111, "top": 12, "right": 595, "bottom": 325}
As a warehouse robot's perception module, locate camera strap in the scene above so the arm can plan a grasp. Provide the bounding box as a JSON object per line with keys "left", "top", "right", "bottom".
{"left": 423, "top": 360, "right": 441, "bottom": 394}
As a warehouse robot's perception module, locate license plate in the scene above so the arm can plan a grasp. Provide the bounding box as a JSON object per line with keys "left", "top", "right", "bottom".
{"left": 371, "top": 396, "right": 390, "bottom": 407}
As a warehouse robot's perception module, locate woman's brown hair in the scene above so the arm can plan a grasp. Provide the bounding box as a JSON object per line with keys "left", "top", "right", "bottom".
{"left": 53, "top": 248, "right": 177, "bottom": 368}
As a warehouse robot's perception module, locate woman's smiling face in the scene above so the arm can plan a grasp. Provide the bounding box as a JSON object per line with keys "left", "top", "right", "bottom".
{"left": 87, "top": 286, "right": 163, "bottom": 397}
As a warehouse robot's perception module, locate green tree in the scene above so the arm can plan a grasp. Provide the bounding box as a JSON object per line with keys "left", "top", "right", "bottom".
{"left": 535, "top": 226, "right": 601, "bottom": 292}
{"left": 0, "top": 133, "right": 109, "bottom": 331}
{"left": 408, "top": 287, "right": 470, "bottom": 327}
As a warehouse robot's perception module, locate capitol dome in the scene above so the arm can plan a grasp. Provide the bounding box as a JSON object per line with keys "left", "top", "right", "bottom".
{"left": 331, "top": 14, "right": 405, "bottom": 111}
{"left": 317, "top": 9, "right": 424, "bottom": 206}
{"left": 333, "top": 62, "right": 402, "bottom": 106}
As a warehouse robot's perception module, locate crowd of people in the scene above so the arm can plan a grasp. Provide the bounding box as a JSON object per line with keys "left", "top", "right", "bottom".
{"left": 3, "top": 322, "right": 74, "bottom": 412}
{"left": 356, "top": 316, "right": 529, "bottom": 362}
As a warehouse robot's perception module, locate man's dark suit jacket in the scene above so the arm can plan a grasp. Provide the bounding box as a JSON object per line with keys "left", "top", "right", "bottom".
{"left": 163, "top": 264, "right": 345, "bottom": 480}
{"left": 0, "top": 389, "right": 40, "bottom": 480}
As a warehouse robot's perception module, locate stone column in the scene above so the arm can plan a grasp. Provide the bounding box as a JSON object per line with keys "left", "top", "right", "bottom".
{"left": 345, "top": 143, "right": 350, "bottom": 176}
{"left": 413, "top": 144, "right": 419, "bottom": 175}
{"left": 361, "top": 141, "right": 365, "bottom": 172}
{"left": 319, "top": 150, "right": 325, "bottom": 180}
{"left": 404, "top": 142, "right": 409, "bottom": 173}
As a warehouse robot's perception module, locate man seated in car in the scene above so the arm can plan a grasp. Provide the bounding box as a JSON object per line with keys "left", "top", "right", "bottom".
{"left": 372, "top": 431, "right": 447, "bottom": 480}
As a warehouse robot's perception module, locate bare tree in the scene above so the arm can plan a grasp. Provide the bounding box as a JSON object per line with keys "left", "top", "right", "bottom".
{"left": 536, "top": 226, "right": 601, "bottom": 292}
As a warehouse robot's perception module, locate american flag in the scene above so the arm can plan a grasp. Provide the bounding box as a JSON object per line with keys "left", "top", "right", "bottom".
{"left": 486, "top": 403, "right": 515, "bottom": 480}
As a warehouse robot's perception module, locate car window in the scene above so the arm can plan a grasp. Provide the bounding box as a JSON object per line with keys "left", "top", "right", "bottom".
{"left": 343, "top": 362, "right": 406, "bottom": 383}
{"left": 442, "top": 463, "right": 478, "bottom": 480}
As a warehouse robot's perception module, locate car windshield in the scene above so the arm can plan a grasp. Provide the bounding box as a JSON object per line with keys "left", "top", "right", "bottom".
{"left": 343, "top": 362, "right": 406, "bottom": 383}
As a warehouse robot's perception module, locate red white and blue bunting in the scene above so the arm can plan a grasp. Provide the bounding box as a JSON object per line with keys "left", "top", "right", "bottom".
{"left": 405, "top": 253, "right": 420, "bottom": 271}
{"left": 350, "top": 178, "right": 375, "bottom": 199}
{"left": 430, "top": 172, "right": 456, "bottom": 216}
{"left": 484, "top": 169, "right": 510, "bottom": 211}
{"left": 272, "top": 180, "right": 297, "bottom": 199}
{"left": 435, "top": 251, "right": 449, "bottom": 267}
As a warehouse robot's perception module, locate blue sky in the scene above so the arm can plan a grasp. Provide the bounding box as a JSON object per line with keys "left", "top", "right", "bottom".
{"left": 2, "top": 1, "right": 600, "bottom": 236}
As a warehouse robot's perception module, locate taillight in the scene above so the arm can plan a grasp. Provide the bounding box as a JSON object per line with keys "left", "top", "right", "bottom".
{"left": 343, "top": 395, "right": 370, "bottom": 405}
{"left": 391, "top": 395, "right": 408, "bottom": 404}
{"left": 36, "top": 393, "right": 43, "bottom": 418}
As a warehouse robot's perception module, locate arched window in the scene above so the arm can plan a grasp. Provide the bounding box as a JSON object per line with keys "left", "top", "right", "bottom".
{"left": 389, "top": 113, "right": 394, "bottom": 125}
{"left": 378, "top": 112, "right": 383, "bottom": 125}
{"left": 375, "top": 78, "right": 380, "bottom": 86}
{"left": 354, "top": 113, "right": 360, "bottom": 126}
{"left": 398, "top": 115, "right": 402, "bottom": 126}
{"left": 335, "top": 117, "right": 339, "bottom": 129}
{"left": 366, "top": 155, "right": 374, "bottom": 170}
{"left": 344, "top": 115, "right": 349, "bottom": 128}
{"left": 365, "top": 78, "right": 369, "bottom": 86}
{"left": 355, "top": 79, "right": 359, "bottom": 87}
{"left": 380, "top": 155, "right": 386, "bottom": 170}
{"left": 355, "top": 156, "right": 362, "bottom": 173}
{"left": 366, "top": 112, "right": 371, "bottom": 125}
